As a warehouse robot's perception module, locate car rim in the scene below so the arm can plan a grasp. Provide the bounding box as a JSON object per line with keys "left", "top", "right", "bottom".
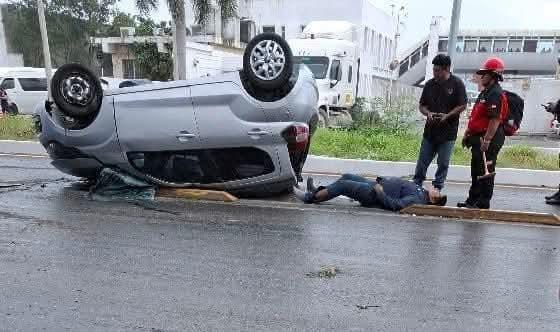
{"left": 250, "top": 39, "right": 286, "bottom": 81}
{"left": 61, "top": 74, "right": 93, "bottom": 106}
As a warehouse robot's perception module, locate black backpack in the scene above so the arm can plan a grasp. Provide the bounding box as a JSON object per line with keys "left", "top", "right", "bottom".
{"left": 502, "top": 90, "right": 524, "bottom": 136}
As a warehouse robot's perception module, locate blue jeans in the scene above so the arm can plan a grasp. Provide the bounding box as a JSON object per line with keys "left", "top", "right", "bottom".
{"left": 413, "top": 138, "right": 455, "bottom": 190}
{"left": 316, "top": 174, "right": 379, "bottom": 207}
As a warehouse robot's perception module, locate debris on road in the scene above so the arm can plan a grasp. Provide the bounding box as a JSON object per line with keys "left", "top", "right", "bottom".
{"left": 356, "top": 304, "right": 381, "bottom": 310}
{"left": 306, "top": 265, "right": 340, "bottom": 278}
{"left": 87, "top": 168, "right": 155, "bottom": 202}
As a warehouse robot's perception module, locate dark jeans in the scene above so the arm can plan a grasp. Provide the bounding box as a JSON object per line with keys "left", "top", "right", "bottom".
{"left": 414, "top": 138, "right": 455, "bottom": 190}
{"left": 318, "top": 174, "right": 379, "bottom": 207}
{"left": 465, "top": 129, "right": 505, "bottom": 209}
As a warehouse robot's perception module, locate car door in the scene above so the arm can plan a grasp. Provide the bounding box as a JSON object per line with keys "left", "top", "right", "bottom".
{"left": 185, "top": 82, "right": 286, "bottom": 186}
{"left": 16, "top": 77, "right": 48, "bottom": 113}
{"left": 114, "top": 85, "right": 202, "bottom": 183}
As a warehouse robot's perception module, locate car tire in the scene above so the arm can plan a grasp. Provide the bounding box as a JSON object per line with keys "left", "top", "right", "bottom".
{"left": 243, "top": 33, "right": 293, "bottom": 91}
{"left": 318, "top": 109, "right": 329, "bottom": 128}
{"left": 51, "top": 63, "right": 103, "bottom": 119}
{"left": 7, "top": 104, "right": 18, "bottom": 115}
{"left": 229, "top": 178, "right": 296, "bottom": 198}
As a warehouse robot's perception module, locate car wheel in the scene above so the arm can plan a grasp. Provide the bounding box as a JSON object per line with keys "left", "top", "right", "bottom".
{"left": 51, "top": 63, "right": 103, "bottom": 119}
{"left": 243, "top": 33, "right": 293, "bottom": 91}
{"left": 7, "top": 104, "right": 18, "bottom": 115}
{"left": 318, "top": 109, "right": 329, "bottom": 128}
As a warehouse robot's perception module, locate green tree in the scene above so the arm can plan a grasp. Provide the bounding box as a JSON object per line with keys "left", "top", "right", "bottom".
{"left": 3, "top": 0, "right": 117, "bottom": 67}
{"left": 132, "top": 42, "right": 173, "bottom": 81}
{"left": 134, "top": 0, "right": 237, "bottom": 80}
{"left": 105, "top": 12, "right": 137, "bottom": 37}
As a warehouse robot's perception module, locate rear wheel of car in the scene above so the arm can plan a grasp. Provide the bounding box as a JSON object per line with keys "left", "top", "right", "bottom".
{"left": 51, "top": 63, "right": 103, "bottom": 119}
{"left": 318, "top": 109, "right": 329, "bottom": 128}
{"left": 243, "top": 33, "right": 293, "bottom": 91}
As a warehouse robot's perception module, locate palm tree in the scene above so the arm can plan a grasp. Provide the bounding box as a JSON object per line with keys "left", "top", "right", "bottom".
{"left": 136, "top": 0, "right": 237, "bottom": 80}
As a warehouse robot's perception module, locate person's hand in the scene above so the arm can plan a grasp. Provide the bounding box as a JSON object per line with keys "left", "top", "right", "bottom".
{"left": 373, "top": 184, "right": 384, "bottom": 195}
{"left": 426, "top": 112, "right": 435, "bottom": 123}
{"left": 440, "top": 113, "right": 450, "bottom": 122}
{"left": 461, "top": 136, "right": 469, "bottom": 148}
{"left": 481, "top": 138, "right": 490, "bottom": 152}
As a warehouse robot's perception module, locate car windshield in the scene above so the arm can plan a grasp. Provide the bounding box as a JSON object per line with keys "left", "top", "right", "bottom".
{"left": 293, "top": 56, "right": 329, "bottom": 79}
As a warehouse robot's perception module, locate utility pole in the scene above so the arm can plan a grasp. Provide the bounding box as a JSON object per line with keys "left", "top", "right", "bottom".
{"left": 37, "top": 0, "right": 53, "bottom": 100}
{"left": 447, "top": 0, "right": 462, "bottom": 66}
{"left": 388, "top": 4, "right": 406, "bottom": 104}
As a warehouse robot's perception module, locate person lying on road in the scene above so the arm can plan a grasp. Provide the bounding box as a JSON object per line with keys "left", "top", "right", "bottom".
{"left": 293, "top": 174, "right": 447, "bottom": 212}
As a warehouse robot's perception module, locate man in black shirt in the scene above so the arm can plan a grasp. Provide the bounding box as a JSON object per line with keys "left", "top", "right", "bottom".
{"left": 413, "top": 54, "right": 468, "bottom": 191}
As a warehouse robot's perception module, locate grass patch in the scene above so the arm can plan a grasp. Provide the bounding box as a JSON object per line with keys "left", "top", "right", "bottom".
{"left": 310, "top": 128, "right": 558, "bottom": 171}
{"left": 0, "top": 115, "right": 37, "bottom": 140}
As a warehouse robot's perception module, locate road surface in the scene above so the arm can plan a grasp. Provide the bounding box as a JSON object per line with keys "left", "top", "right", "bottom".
{"left": 0, "top": 155, "right": 559, "bottom": 331}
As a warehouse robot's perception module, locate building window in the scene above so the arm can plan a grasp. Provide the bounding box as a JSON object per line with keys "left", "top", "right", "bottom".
{"left": 479, "top": 40, "right": 492, "bottom": 52}
{"left": 438, "top": 39, "right": 448, "bottom": 52}
{"left": 464, "top": 40, "right": 478, "bottom": 52}
{"left": 509, "top": 40, "right": 522, "bottom": 52}
{"left": 262, "top": 25, "right": 275, "bottom": 33}
{"left": 538, "top": 40, "right": 554, "bottom": 54}
{"left": 364, "top": 27, "right": 369, "bottom": 51}
{"left": 493, "top": 40, "right": 507, "bottom": 53}
{"left": 348, "top": 65, "right": 352, "bottom": 83}
{"left": 281, "top": 26, "right": 286, "bottom": 39}
{"left": 523, "top": 40, "right": 538, "bottom": 53}
{"left": 122, "top": 59, "right": 136, "bottom": 79}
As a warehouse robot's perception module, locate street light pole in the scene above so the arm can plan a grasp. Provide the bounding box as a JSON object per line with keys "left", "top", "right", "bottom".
{"left": 447, "top": 0, "right": 462, "bottom": 65}
{"left": 37, "top": 0, "right": 53, "bottom": 100}
{"left": 388, "top": 5, "right": 405, "bottom": 105}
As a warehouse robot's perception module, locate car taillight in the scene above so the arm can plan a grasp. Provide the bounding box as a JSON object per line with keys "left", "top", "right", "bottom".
{"left": 282, "top": 124, "right": 309, "bottom": 151}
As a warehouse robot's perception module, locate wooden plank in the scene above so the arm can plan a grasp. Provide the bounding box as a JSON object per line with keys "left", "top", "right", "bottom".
{"left": 400, "top": 205, "right": 560, "bottom": 226}
{"left": 156, "top": 188, "right": 238, "bottom": 202}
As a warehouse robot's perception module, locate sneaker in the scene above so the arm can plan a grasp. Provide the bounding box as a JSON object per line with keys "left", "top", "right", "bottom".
{"left": 306, "top": 177, "right": 317, "bottom": 193}
{"left": 293, "top": 186, "right": 314, "bottom": 204}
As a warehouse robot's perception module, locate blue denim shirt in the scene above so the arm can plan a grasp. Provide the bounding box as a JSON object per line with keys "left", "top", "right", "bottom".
{"left": 376, "top": 176, "right": 430, "bottom": 211}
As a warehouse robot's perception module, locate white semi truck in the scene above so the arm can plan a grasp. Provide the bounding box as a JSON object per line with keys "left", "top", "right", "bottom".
{"left": 288, "top": 21, "right": 360, "bottom": 127}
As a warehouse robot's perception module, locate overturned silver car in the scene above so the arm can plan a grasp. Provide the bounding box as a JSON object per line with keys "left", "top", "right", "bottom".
{"left": 36, "top": 33, "right": 319, "bottom": 197}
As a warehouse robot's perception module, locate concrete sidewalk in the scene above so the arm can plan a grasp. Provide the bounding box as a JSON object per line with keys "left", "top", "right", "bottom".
{"left": 1, "top": 140, "right": 559, "bottom": 188}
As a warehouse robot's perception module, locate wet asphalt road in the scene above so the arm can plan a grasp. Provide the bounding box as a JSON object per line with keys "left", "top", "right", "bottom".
{"left": 1, "top": 156, "right": 560, "bottom": 331}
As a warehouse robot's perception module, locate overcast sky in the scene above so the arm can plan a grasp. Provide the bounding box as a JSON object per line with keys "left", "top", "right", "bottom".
{"left": 100, "top": 0, "right": 560, "bottom": 52}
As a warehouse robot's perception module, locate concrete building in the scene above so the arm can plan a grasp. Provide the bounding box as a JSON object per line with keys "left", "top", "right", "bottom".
{"left": 398, "top": 17, "right": 560, "bottom": 87}
{"left": 186, "top": 0, "right": 398, "bottom": 80}
{"left": 0, "top": 6, "right": 24, "bottom": 67}
{"left": 91, "top": 27, "right": 243, "bottom": 79}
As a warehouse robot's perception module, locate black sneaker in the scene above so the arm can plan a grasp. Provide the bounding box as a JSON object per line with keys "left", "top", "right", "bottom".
{"left": 306, "top": 177, "right": 317, "bottom": 193}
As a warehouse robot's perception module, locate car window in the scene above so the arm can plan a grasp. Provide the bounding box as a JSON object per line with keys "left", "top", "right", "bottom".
{"left": 1, "top": 78, "right": 15, "bottom": 90}
{"left": 18, "top": 78, "right": 47, "bottom": 91}
{"left": 293, "top": 56, "right": 329, "bottom": 79}
{"left": 330, "top": 60, "right": 341, "bottom": 81}
{"left": 128, "top": 148, "right": 275, "bottom": 184}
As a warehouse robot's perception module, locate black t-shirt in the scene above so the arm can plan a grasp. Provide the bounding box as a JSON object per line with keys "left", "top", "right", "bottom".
{"left": 476, "top": 82, "right": 502, "bottom": 120}
{"left": 420, "top": 74, "right": 468, "bottom": 143}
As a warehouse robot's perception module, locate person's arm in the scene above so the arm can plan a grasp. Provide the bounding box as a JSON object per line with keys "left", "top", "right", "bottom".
{"left": 373, "top": 184, "right": 420, "bottom": 212}
{"left": 481, "top": 89, "right": 503, "bottom": 152}
{"left": 419, "top": 85, "right": 435, "bottom": 122}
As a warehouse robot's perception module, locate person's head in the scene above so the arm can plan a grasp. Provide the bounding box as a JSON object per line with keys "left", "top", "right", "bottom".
{"left": 476, "top": 57, "right": 505, "bottom": 88}
{"left": 432, "top": 54, "right": 452, "bottom": 82}
{"left": 427, "top": 188, "right": 447, "bottom": 206}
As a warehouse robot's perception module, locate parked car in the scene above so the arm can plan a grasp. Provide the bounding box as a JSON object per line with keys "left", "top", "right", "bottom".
{"left": 0, "top": 69, "right": 55, "bottom": 115}
{"left": 36, "top": 33, "right": 319, "bottom": 197}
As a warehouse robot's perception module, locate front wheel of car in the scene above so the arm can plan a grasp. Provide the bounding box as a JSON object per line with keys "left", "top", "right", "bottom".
{"left": 51, "top": 63, "right": 103, "bottom": 119}
{"left": 243, "top": 33, "right": 293, "bottom": 91}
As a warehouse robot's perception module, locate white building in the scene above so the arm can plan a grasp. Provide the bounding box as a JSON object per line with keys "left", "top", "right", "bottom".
{"left": 186, "top": 0, "right": 399, "bottom": 81}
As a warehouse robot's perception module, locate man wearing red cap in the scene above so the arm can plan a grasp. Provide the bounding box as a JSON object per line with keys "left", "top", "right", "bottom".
{"left": 458, "top": 57, "right": 507, "bottom": 209}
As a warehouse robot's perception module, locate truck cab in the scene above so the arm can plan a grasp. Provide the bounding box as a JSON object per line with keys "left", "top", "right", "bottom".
{"left": 288, "top": 21, "right": 359, "bottom": 127}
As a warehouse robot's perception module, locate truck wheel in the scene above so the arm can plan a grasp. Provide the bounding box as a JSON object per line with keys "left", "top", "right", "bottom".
{"left": 243, "top": 33, "right": 293, "bottom": 91}
{"left": 318, "top": 109, "right": 329, "bottom": 128}
{"left": 51, "top": 63, "right": 103, "bottom": 119}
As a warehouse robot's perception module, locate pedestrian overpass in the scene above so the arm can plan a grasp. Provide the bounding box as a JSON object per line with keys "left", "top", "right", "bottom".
{"left": 398, "top": 29, "right": 560, "bottom": 87}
